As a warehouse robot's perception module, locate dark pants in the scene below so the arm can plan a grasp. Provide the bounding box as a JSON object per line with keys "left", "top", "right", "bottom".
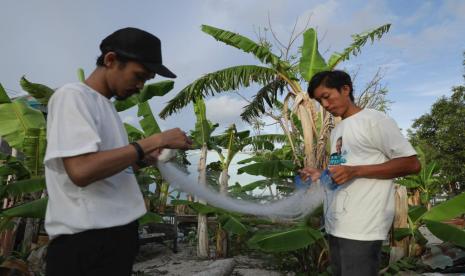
{"left": 46, "top": 221, "right": 139, "bottom": 276}
{"left": 328, "top": 235, "right": 382, "bottom": 276}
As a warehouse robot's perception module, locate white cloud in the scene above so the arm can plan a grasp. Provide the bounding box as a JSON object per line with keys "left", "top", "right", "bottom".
{"left": 205, "top": 95, "right": 249, "bottom": 128}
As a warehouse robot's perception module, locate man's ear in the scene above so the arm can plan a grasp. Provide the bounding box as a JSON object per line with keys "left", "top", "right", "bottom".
{"left": 103, "top": 52, "right": 117, "bottom": 68}
{"left": 341, "top": 85, "right": 351, "bottom": 97}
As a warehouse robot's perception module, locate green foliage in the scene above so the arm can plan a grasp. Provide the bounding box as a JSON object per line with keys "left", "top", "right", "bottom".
{"left": 19, "top": 76, "right": 54, "bottom": 105}
{"left": 77, "top": 68, "right": 85, "bottom": 82}
{"left": 222, "top": 215, "right": 248, "bottom": 235}
{"left": 395, "top": 192, "right": 465, "bottom": 251}
{"left": 424, "top": 220, "right": 465, "bottom": 248}
{"left": 22, "top": 128, "right": 46, "bottom": 176}
{"left": 0, "top": 177, "right": 45, "bottom": 198}
{"left": 0, "top": 198, "right": 47, "bottom": 219}
{"left": 299, "top": 28, "right": 328, "bottom": 81}
{"left": 422, "top": 192, "right": 465, "bottom": 222}
{"left": 328, "top": 24, "right": 391, "bottom": 68}
{"left": 410, "top": 73, "right": 465, "bottom": 189}
{"left": 138, "top": 212, "right": 163, "bottom": 226}
{"left": 397, "top": 146, "right": 443, "bottom": 205}
{"left": 240, "top": 79, "right": 286, "bottom": 123}
{"left": 201, "top": 25, "right": 290, "bottom": 71}
{"left": 248, "top": 225, "right": 323, "bottom": 252}
{"left": 138, "top": 101, "right": 161, "bottom": 136}
{"left": 0, "top": 96, "right": 46, "bottom": 151}
{"left": 0, "top": 84, "right": 12, "bottom": 104}
{"left": 191, "top": 97, "right": 218, "bottom": 147}
{"left": 114, "top": 81, "right": 174, "bottom": 112}
{"left": 381, "top": 257, "right": 418, "bottom": 275}
{"left": 159, "top": 65, "right": 277, "bottom": 119}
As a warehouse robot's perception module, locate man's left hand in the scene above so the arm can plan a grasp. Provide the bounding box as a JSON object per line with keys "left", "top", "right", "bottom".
{"left": 328, "top": 165, "right": 357, "bottom": 185}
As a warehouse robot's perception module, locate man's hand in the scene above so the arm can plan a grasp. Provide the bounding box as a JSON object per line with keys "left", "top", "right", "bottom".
{"left": 159, "top": 128, "right": 193, "bottom": 150}
{"left": 299, "top": 167, "right": 322, "bottom": 182}
{"left": 328, "top": 165, "right": 357, "bottom": 184}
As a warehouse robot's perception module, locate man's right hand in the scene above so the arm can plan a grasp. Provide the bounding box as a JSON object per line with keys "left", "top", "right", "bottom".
{"left": 299, "top": 167, "right": 322, "bottom": 182}
{"left": 158, "top": 128, "right": 193, "bottom": 150}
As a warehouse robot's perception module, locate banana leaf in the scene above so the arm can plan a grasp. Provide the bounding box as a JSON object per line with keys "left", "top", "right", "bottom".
{"left": 0, "top": 100, "right": 46, "bottom": 151}
{"left": 409, "top": 205, "right": 428, "bottom": 224}
{"left": 171, "top": 199, "right": 223, "bottom": 215}
{"left": 238, "top": 160, "right": 295, "bottom": 178}
{"left": 138, "top": 102, "right": 161, "bottom": 136}
{"left": 0, "top": 177, "right": 45, "bottom": 198}
{"left": 1, "top": 197, "right": 47, "bottom": 219}
{"left": 248, "top": 225, "right": 322, "bottom": 252}
{"left": 22, "top": 128, "right": 46, "bottom": 176}
{"left": 159, "top": 65, "right": 276, "bottom": 119}
{"left": 77, "top": 68, "right": 85, "bottom": 82}
{"left": 222, "top": 215, "right": 248, "bottom": 235}
{"left": 422, "top": 192, "right": 465, "bottom": 222}
{"left": 201, "top": 25, "right": 289, "bottom": 70}
{"left": 114, "top": 81, "right": 174, "bottom": 112}
{"left": 328, "top": 24, "right": 391, "bottom": 69}
{"left": 124, "top": 123, "right": 146, "bottom": 142}
{"left": 19, "top": 76, "right": 54, "bottom": 105}
{"left": 0, "top": 83, "right": 11, "bottom": 104}
{"left": 192, "top": 97, "right": 212, "bottom": 146}
{"left": 0, "top": 159, "right": 30, "bottom": 181}
{"left": 393, "top": 227, "right": 411, "bottom": 241}
{"left": 299, "top": 28, "right": 328, "bottom": 81}
{"left": 138, "top": 211, "right": 163, "bottom": 225}
{"left": 425, "top": 220, "right": 465, "bottom": 248}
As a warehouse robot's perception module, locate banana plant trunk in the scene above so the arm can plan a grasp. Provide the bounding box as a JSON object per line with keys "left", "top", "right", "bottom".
{"left": 390, "top": 185, "right": 410, "bottom": 263}
{"left": 197, "top": 144, "right": 209, "bottom": 258}
{"left": 216, "top": 167, "right": 229, "bottom": 258}
{"left": 1, "top": 148, "right": 19, "bottom": 256}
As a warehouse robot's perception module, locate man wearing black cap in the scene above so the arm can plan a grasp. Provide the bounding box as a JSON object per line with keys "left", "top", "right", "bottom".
{"left": 44, "top": 27, "right": 192, "bottom": 275}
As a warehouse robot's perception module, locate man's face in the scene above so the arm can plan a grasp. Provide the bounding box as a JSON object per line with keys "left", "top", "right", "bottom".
{"left": 108, "top": 61, "right": 155, "bottom": 100}
{"left": 313, "top": 84, "right": 352, "bottom": 118}
{"left": 336, "top": 139, "right": 342, "bottom": 154}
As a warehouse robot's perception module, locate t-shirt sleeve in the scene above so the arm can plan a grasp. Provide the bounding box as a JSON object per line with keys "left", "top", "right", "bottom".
{"left": 368, "top": 115, "right": 417, "bottom": 159}
{"left": 44, "top": 88, "right": 102, "bottom": 165}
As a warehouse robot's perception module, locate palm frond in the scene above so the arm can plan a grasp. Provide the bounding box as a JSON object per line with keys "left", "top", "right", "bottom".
{"left": 201, "top": 25, "right": 290, "bottom": 70}
{"left": 241, "top": 79, "right": 286, "bottom": 123}
{"left": 159, "top": 65, "right": 277, "bottom": 118}
{"left": 328, "top": 24, "right": 391, "bottom": 69}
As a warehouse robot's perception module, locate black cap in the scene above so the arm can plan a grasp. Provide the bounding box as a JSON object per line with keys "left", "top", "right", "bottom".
{"left": 100, "top": 27, "right": 176, "bottom": 78}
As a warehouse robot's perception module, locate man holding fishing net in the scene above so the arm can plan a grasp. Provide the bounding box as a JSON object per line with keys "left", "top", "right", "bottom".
{"left": 44, "top": 27, "right": 192, "bottom": 275}
{"left": 302, "top": 70, "right": 421, "bottom": 276}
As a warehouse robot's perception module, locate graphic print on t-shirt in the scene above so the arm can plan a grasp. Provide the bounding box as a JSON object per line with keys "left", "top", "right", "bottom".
{"left": 329, "top": 136, "right": 347, "bottom": 166}
{"left": 325, "top": 136, "right": 349, "bottom": 225}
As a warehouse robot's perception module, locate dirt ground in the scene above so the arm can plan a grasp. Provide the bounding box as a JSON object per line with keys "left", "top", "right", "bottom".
{"left": 133, "top": 242, "right": 289, "bottom": 276}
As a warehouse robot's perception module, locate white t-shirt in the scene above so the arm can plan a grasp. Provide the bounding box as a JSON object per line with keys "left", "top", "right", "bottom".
{"left": 44, "top": 83, "right": 146, "bottom": 239}
{"left": 324, "top": 109, "right": 416, "bottom": 241}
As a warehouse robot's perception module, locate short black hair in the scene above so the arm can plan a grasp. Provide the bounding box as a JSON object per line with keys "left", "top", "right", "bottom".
{"left": 96, "top": 51, "right": 132, "bottom": 67}
{"left": 307, "top": 70, "right": 354, "bottom": 102}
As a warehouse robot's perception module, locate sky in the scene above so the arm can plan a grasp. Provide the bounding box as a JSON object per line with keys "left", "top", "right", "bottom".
{"left": 1, "top": 0, "right": 464, "bottom": 138}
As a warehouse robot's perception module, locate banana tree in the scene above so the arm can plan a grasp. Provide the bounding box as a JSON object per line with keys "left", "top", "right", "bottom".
{"left": 159, "top": 24, "right": 391, "bottom": 169}
{"left": 392, "top": 191, "right": 465, "bottom": 268}
{"left": 189, "top": 96, "right": 218, "bottom": 258}
{"left": 397, "top": 146, "right": 443, "bottom": 210}
{"left": 0, "top": 80, "right": 48, "bottom": 255}
{"left": 247, "top": 220, "right": 328, "bottom": 273}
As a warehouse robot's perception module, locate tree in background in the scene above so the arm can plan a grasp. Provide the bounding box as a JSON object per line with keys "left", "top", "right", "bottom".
{"left": 409, "top": 52, "right": 465, "bottom": 195}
